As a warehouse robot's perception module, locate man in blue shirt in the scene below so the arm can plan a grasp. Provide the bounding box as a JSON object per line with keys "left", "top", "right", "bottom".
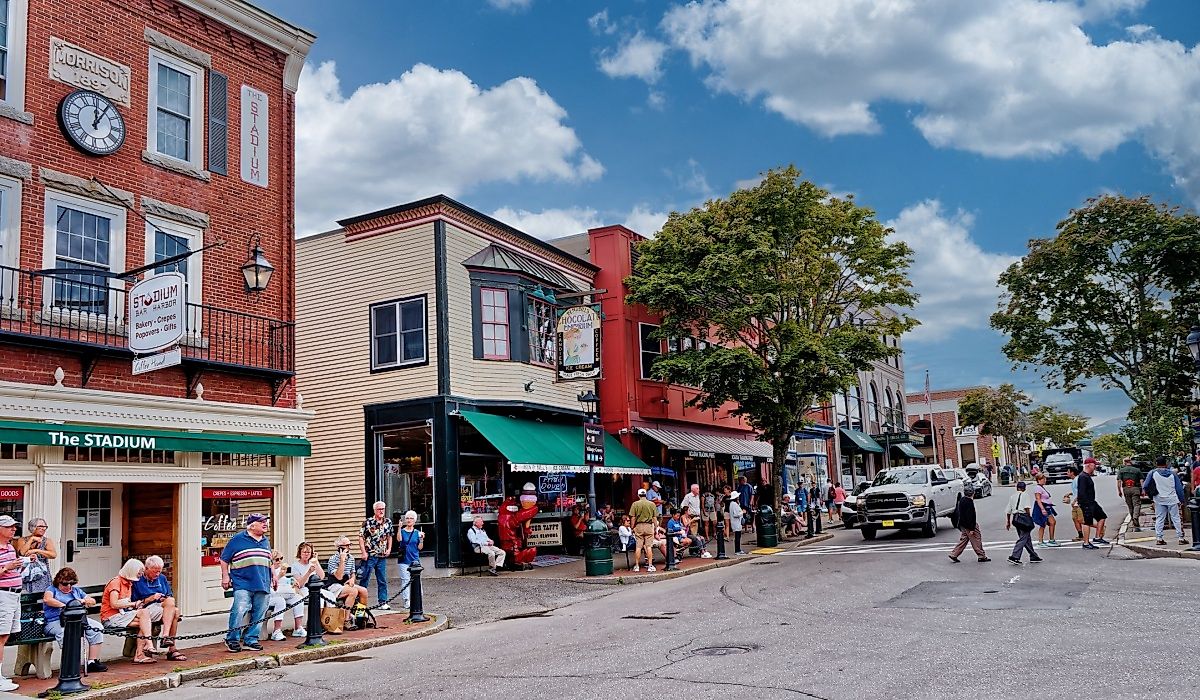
{"left": 220, "top": 514, "right": 275, "bottom": 653}
{"left": 646, "top": 481, "right": 663, "bottom": 515}
{"left": 131, "top": 555, "right": 184, "bottom": 660}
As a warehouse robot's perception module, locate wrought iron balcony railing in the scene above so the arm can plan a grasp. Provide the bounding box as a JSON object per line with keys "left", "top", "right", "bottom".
{"left": 0, "top": 265, "right": 293, "bottom": 376}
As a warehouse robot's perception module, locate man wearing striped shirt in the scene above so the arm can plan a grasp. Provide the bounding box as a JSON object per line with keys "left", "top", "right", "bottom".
{"left": 0, "top": 515, "right": 26, "bottom": 691}
{"left": 220, "top": 514, "right": 276, "bottom": 653}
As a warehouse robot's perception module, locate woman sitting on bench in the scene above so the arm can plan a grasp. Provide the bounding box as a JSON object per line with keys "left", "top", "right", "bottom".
{"left": 43, "top": 567, "right": 107, "bottom": 673}
{"left": 101, "top": 559, "right": 159, "bottom": 664}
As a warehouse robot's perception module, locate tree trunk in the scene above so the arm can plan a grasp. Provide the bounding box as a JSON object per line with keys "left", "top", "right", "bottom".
{"left": 769, "top": 433, "right": 788, "bottom": 512}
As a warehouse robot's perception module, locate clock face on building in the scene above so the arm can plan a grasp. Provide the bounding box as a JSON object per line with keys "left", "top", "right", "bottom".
{"left": 58, "top": 89, "right": 127, "bottom": 156}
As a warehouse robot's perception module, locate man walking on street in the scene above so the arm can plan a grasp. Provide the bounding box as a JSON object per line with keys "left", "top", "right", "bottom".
{"left": 949, "top": 484, "right": 989, "bottom": 563}
{"left": 358, "top": 501, "right": 393, "bottom": 608}
{"left": 220, "top": 514, "right": 275, "bottom": 652}
{"left": 1144, "top": 456, "right": 1189, "bottom": 546}
{"left": 1117, "top": 457, "right": 1143, "bottom": 532}
{"left": 1006, "top": 481, "right": 1041, "bottom": 564}
{"left": 1077, "top": 458, "right": 1108, "bottom": 549}
{"left": 629, "top": 489, "right": 658, "bottom": 573}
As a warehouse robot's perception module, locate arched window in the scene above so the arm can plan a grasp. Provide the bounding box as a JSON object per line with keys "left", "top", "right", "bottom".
{"left": 869, "top": 382, "right": 881, "bottom": 428}
{"left": 848, "top": 385, "right": 862, "bottom": 430}
{"left": 885, "top": 388, "right": 895, "bottom": 427}
{"left": 835, "top": 391, "right": 849, "bottom": 427}
{"left": 895, "top": 397, "right": 905, "bottom": 426}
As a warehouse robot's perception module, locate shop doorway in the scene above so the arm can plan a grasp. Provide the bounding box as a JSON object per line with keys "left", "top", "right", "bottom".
{"left": 125, "top": 483, "right": 178, "bottom": 591}
{"left": 62, "top": 485, "right": 123, "bottom": 587}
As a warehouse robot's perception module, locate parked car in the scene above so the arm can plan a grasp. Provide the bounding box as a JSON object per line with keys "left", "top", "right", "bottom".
{"left": 857, "top": 466, "right": 962, "bottom": 539}
{"left": 840, "top": 482, "right": 873, "bottom": 529}
{"left": 964, "top": 465, "right": 992, "bottom": 498}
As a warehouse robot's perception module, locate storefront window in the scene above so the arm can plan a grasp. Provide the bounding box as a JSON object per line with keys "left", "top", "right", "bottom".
{"left": 200, "top": 487, "right": 274, "bottom": 566}
{"left": 527, "top": 296, "right": 556, "bottom": 366}
{"left": 0, "top": 486, "right": 24, "bottom": 536}
{"left": 202, "top": 453, "right": 275, "bottom": 468}
{"left": 64, "top": 446, "right": 172, "bottom": 464}
{"left": 378, "top": 426, "right": 434, "bottom": 527}
{"left": 0, "top": 444, "right": 28, "bottom": 460}
{"left": 458, "top": 424, "right": 506, "bottom": 516}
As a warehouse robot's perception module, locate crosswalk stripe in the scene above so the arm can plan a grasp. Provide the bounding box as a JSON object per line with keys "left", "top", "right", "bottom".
{"left": 782, "top": 540, "right": 1096, "bottom": 556}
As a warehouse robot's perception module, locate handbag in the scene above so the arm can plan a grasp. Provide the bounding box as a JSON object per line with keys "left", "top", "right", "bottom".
{"left": 1012, "top": 493, "right": 1034, "bottom": 531}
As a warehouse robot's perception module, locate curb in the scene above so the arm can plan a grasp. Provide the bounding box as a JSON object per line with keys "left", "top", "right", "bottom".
{"left": 1121, "top": 542, "right": 1200, "bottom": 561}
{"left": 567, "top": 533, "right": 836, "bottom": 585}
{"left": 47, "top": 615, "right": 450, "bottom": 700}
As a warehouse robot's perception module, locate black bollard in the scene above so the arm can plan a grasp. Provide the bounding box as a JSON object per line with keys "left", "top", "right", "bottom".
{"left": 813, "top": 505, "right": 823, "bottom": 535}
{"left": 300, "top": 578, "right": 326, "bottom": 648}
{"left": 406, "top": 560, "right": 429, "bottom": 623}
{"left": 805, "top": 507, "right": 815, "bottom": 539}
{"left": 40, "top": 600, "right": 88, "bottom": 697}
{"left": 1191, "top": 495, "right": 1200, "bottom": 552}
{"left": 715, "top": 516, "right": 728, "bottom": 560}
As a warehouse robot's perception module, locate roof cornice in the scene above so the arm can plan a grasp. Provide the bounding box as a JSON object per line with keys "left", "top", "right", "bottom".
{"left": 174, "top": 0, "right": 316, "bottom": 92}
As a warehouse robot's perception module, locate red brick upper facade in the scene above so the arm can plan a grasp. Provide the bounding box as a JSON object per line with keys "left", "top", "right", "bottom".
{"left": 0, "top": 0, "right": 313, "bottom": 406}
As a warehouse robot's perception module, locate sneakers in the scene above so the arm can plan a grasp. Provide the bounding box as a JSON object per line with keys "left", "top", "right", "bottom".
{"left": 1082, "top": 542, "right": 1099, "bottom": 550}
{"left": 270, "top": 630, "right": 286, "bottom": 642}
{"left": 1035, "top": 542, "right": 1046, "bottom": 548}
{"left": 1156, "top": 539, "right": 1167, "bottom": 545}
{"left": 243, "top": 641, "right": 264, "bottom": 652}
{"left": 700, "top": 551, "right": 713, "bottom": 559}
{"left": 225, "top": 639, "right": 242, "bottom": 653}
{"left": 633, "top": 565, "right": 640, "bottom": 572}
{"left": 1093, "top": 537, "right": 1110, "bottom": 545}
{"left": 1007, "top": 556, "right": 1021, "bottom": 565}
{"left": 1029, "top": 556, "right": 1043, "bottom": 563}
{"left": 1046, "top": 540, "right": 1060, "bottom": 547}
{"left": 978, "top": 557, "right": 991, "bottom": 562}
{"left": 1179, "top": 539, "right": 1190, "bottom": 545}
{"left": 379, "top": 603, "right": 392, "bottom": 610}
{"left": 0, "top": 678, "right": 18, "bottom": 692}
{"left": 948, "top": 554, "right": 960, "bottom": 563}
{"left": 292, "top": 628, "right": 307, "bottom": 638}
{"left": 86, "top": 660, "right": 108, "bottom": 673}
{"left": 646, "top": 565, "right": 656, "bottom": 572}
{"left": 487, "top": 569, "right": 499, "bottom": 576}
{"left": 735, "top": 550, "right": 748, "bottom": 556}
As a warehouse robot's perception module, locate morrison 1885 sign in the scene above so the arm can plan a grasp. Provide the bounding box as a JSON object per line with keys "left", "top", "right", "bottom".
{"left": 128, "top": 272, "right": 185, "bottom": 354}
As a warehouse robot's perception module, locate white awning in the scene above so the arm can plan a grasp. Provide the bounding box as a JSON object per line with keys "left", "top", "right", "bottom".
{"left": 634, "top": 426, "right": 774, "bottom": 460}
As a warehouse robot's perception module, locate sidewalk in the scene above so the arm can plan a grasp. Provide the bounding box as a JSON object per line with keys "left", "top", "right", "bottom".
{"left": 2, "top": 610, "right": 446, "bottom": 699}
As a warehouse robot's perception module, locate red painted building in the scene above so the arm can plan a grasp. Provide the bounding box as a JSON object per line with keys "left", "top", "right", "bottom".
{"left": 905, "top": 386, "right": 1010, "bottom": 470}
{"left": 0, "top": 0, "right": 314, "bottom": 613}
{"left": 552, "top": 225, "right": 836, "bottom": 503}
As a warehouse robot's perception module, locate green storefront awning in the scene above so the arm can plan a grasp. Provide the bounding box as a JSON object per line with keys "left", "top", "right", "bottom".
{"left": 839, "top": 427, "right": 883, "bottom": 454}
{"left": 460, "top": 412, "right": 651, "bottom": 475}
{"left": 892, "top": 442, "right": 925, "bottom": 459}
{"left": 0, "top": 420, "right": 311, "bottom": 457}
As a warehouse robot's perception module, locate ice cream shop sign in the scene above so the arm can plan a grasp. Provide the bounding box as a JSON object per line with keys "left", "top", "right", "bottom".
{"left": 129, "top": 272, "right": 185, "bottom": 354}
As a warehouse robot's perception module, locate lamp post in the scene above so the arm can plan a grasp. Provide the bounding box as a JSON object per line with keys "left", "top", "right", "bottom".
{"left": 578, "top": 390, "right": 600, "bottom": 519}
{"left": 1185, "top": 326, "right": 1200, "bottom": 551}
{"left": 938, "top": 426, "right": 946, "bottom": 468}
{"left": 241, "top": 238, "right": 275, "bottom": 292}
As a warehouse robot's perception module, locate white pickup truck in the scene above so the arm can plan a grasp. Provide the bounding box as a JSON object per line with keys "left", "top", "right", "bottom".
{"left": 857, "top": 465, "right": 965, "bottom": 539}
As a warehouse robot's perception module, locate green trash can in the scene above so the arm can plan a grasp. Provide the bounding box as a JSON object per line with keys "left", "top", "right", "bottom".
{"left": 756, "top": 505, "right": 778, "bottom": 548}
{"left": 584, "top": 519, "right": 613, "bottom": 576}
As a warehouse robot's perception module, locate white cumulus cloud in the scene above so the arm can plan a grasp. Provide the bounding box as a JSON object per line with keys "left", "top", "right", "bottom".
{"left": 492, "top": 205, "right": 668, "bottom": 240}
{"left": 659, "top": 0, "right": 1200, "bottom": 205}
{"left": 599, "top": 31, "right": 669, "bottom": 83}
{"left": 294, "top": 62, "right": 602, "bottom": 235}
{"left": 486, "top": 0, "right": 533, "bottom": 11}
{"left": 886, "top": 200, "right": 1020, "bottom": 343}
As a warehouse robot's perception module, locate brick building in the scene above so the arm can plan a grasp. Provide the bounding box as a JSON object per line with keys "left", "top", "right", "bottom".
{"left": 0, "top": 0, "right": 313, "bottom": 614}
{"left": 904, "top": 386, "right": 1010, "bottom": 470}
{"left": 552, "top": 225, "right": 836, "bottom": 502}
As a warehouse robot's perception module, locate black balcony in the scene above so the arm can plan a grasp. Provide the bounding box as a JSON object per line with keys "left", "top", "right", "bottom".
{"left": 0, "top": 264, "right": 293, "bottom": 384}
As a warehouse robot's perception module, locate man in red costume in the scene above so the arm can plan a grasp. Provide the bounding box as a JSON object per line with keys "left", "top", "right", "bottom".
{"left": 497, "top": 497, "right": 538, "bottom": 570}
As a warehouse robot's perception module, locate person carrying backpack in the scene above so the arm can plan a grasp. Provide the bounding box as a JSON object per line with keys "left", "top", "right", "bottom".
{"left": 1143, "top": 456, "right": 1189, "bottom": 546}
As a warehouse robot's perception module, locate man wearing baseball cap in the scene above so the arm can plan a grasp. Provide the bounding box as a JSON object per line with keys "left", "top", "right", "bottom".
{"left": 220, "top": 514, "right": 276, "bottom": 652}
{"left": 646, "top": 480, "right": 663, "bottom": 515}
{"left": 0, "top": 515, "right": 25, "bottom": 690}
{"left": 1077, "top": 458, "right": 1109, "bottom": 548}
{"left": 629, "top": 489, "right": 658, "bottom": 572}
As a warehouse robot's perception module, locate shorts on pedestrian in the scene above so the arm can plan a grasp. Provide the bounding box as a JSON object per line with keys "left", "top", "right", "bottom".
{"left": 702, "top": 511, "right": 716, "bottom": 523}
{"left": 1032, "top": 504, "right": 1055, "bottom": 527}
{"left": 633, "top": 522, "right": 655, "bottom": 549}
{"left": 1082, "top": 504, "right": 1107, "bottom": 526}
{"left": 1071, "top": 505, "right": 1084, "bottom": 522}
{"left": 0, "top": 590, "right": 20, "bottom": 634}
{"left": 103, "top": 604, "right": 161, "bottom": 629}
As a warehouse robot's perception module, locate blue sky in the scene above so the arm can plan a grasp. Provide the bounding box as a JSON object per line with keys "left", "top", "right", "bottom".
{"left": 259, "top": 0, "right": 1200, "bottom": 425}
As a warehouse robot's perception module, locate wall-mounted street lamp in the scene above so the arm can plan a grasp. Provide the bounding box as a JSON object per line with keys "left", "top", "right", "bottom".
{"left": 578, "top": 389, "right": 600, "bottom": 520}
{"left": 937, "top": 426, "right": 947, "bottom": 468}
{"left": 241, "top": 238, "right": 275, "bottom": 292}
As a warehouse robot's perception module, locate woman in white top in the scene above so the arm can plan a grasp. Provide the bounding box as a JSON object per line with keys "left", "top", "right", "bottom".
{"left": 725, "top": 487, "right": 745, "bottom": 555}
{"left": 267, "top": 549, "right": 305, "bottom": 641}
{"left": 617, "top": 515, "right": 635, "bottom": 552}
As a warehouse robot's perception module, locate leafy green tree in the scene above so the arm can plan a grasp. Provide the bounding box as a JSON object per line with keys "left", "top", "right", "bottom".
{"left": 1120, "top": 398, "right": 1190, "bottom": 459}
{"left": 991, "top": 195, "right": 1200, "bottom": 413}
{"left": 626, "top": 166, "right": 918, "bottom": 503}
{"left": 1091, "top": 433, "right": 1133, "bottom": 469}
{"left": 1027, "top": 405, "right": 1090, "bottom": 447}
{"left": 956, "top": 384, "right": 1032, "bottom": 461}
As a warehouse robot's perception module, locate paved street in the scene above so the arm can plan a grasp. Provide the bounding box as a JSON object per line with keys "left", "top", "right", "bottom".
{"left": 147, "top": 475, "right": 1195, "bottom": 700}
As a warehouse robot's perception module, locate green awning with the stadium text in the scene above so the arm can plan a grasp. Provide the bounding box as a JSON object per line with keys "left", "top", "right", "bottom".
{"left": 0, "top": 420, "right": 311, "bottom": 457}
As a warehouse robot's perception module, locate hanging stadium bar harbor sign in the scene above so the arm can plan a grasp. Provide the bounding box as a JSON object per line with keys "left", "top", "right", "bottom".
{"left": 556, "top": 304, "right": 602, "bottom": 380}
{"left": 128, "top": 271, "right": 185, "bottom": 372}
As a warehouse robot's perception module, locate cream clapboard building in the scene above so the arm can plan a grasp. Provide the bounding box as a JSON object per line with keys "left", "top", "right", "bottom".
{"left": 296, "top": 196, "right": 650, "bottom": 568}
